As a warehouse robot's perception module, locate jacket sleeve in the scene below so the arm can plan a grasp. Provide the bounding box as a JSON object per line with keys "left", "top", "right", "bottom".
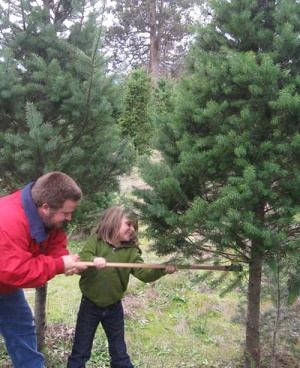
{"left": 0, "top": 224, "right": 65, "bottom": 290}
{"left": 131, "top": 249, "right": 166, "bottom": 283}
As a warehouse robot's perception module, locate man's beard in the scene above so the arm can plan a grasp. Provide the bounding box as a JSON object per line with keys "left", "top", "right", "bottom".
{"left": 43, "top": 213, "right": 67, "bottom": 230}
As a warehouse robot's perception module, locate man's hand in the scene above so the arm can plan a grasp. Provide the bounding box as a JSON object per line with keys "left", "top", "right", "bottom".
{"left": 93, "top": 257, "right": 106, "bottom": 269}
{"left": 165, "top": 264, "right": 178, "bottom": 274}
{"left": 62, "top": 254, "right": 88, "bottom": 275}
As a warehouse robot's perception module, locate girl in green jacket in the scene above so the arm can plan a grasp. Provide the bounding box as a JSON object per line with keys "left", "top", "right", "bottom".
{"left": 67, "top": 206, "right": 177, "bottom": 368}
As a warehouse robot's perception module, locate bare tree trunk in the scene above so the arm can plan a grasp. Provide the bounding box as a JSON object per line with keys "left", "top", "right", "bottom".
{"left": 34, "top": 284, "right": 48, "bottom": 351}
{"left": 245, "top": 244, "right": 263, "bottom": 368}
{"left": 149, "top": 0, "right": 160, "bottom": 79}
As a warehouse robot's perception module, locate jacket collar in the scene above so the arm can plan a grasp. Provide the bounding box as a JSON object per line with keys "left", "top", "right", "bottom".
{"left": 21, "top": 182, "right": 48, "bottom": 243}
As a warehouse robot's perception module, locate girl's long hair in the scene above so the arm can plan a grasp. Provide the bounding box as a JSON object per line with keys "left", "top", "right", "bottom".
{"left": 96, "top": 206, "right": 138, "bottom": 246}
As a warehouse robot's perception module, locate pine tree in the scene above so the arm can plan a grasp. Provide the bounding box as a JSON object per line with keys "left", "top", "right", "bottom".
{"left": 0, "top": 0, "right": 134, "bottom": 353}
{"left": 105, "top": 0, "right": 198, "bottom": 78}
{"left": 118, "top": 68, "right": 154, "bottom": 155}
{"left": 133, "top": 0, "right": 300, "bottom": 366}
{"left": 0, "top": 0, "right": 134, "bottom": 217}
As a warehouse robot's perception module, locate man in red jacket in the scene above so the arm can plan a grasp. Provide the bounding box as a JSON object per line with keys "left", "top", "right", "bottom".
{"left": 0, "top": 171, "right": 88, "bottom": 367}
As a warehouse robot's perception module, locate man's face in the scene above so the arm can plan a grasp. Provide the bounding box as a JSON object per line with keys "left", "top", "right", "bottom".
{"left": 41, "top": 200, "right": 78, "bottom": 229}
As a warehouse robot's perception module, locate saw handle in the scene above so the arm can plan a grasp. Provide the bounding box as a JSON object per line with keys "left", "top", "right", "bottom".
{"left": 79, "top": 261, "right": 242, "bottom": 271}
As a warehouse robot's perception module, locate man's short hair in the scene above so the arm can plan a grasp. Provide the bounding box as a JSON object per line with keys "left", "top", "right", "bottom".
{"left": 31, "top": 171, "right": 82, "bottom": 210}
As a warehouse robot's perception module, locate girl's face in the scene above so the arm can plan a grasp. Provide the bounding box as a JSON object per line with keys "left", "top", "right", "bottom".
{"left": 118, "top": 215, "right": 136, "bottom": 243}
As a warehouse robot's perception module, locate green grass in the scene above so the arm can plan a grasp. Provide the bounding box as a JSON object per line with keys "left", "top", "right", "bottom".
{"left": 121, "top": 274, "right": 244, "bottom": 368}
{"left": 0, "top": 242, "right": 246, "bottom": 368}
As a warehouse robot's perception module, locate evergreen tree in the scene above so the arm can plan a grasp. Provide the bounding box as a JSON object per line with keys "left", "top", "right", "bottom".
{"left": 259, "top": 257, "right": 300, "bottom": 365}
{"left": 0, "top": 0, "right": 135, "bottom": 222}
{"left": 133, "top": 0, "right": 300, "bottom": 366}
{"left": 105, "top": 0, "right": 198, "bottom": 78}
{"left": 152, "top": 77, "right": 182, "bottom": 164}
{"left": 0, "top": 0, "right": 134, "bottom": 352}
{"left": 118, "top": 68, "right": 154, "bottom": 155}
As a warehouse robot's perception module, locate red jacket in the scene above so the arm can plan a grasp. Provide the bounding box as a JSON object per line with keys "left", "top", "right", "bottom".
{"left": 0, "top": 183, "right": 68, "bottom": 293}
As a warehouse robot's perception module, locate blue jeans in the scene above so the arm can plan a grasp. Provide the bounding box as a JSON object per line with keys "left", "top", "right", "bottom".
{"left": 0, "top": 289, "right": 45, "bottom": 368}
{"left": 68, "top": 296, "right": 133, "bottom": 368}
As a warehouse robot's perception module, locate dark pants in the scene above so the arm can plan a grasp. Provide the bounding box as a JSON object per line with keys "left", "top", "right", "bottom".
{"left": 67, "top": 296, "right": 133, "bottom": 368}
{"left": 0, "top": 289, "right": 45, "bottom": 368}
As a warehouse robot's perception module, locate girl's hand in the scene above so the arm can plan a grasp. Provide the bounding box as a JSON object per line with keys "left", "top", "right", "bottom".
{"left": 165, "top": 264, "right": 178, "bottom": 274}
{"left": 93, "top": 257, "right": 106, "bottom": 269}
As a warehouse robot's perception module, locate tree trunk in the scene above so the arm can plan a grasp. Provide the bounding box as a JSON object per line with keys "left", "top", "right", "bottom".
{"left": 149, "top": 0, "right": 160, "bottom": 79}
{"left": 34, "top": 284, "right": 48, "bottom": 351}
{"left": 245, "top": 244, "right": 263, "bottom": 368}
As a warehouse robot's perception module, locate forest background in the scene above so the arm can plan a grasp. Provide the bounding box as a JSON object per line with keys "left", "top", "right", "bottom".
{"left": 1, "top": 0, "right": 300, "bottom": 367}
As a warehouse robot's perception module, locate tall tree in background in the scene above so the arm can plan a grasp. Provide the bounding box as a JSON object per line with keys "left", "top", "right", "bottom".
{"left": 119, "top": 68, "right": 154, "bottom": 155}
{"left": 105, "top": 0, "right": 198, "bottom": 79}
{"left": 0, "top": 0, "right": 134, "bottom": 350}
{"left": 133, "top": 0, "right": 300, "bottom": 366}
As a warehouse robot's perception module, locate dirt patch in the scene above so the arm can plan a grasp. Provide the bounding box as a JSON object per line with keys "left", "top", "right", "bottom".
{"left": 119, "top": 167, "right": 148, "bottom": 196}
{"left": 119, "top": 151, "right": 162, "bottom": 195}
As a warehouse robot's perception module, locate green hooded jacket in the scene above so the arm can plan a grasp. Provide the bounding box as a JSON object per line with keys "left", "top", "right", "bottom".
{"left": 78, "top": 236, "right": 166, "bottom": 307}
